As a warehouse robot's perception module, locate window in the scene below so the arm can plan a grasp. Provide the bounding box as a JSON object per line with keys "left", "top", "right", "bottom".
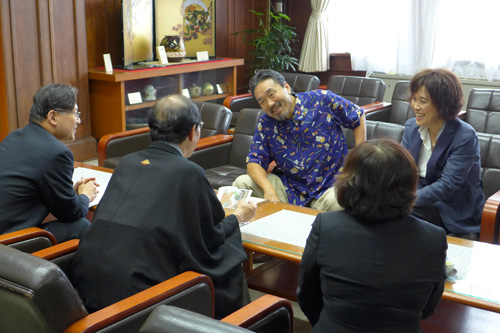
{"left": 327, "top": 0, "right": 500, "bottom": 80}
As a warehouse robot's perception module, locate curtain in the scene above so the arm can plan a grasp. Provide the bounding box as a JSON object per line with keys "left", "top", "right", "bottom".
{"left": 431, "top": 0, "right": 500, "bottom": 81}
{"left": 328, "top": 0, "right": 500, "bottom": 81}
{"left": 298, "top": 0, "right": 332, "bottom": 72}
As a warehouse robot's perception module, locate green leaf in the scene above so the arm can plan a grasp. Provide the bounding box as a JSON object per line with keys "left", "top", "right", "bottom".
{"left": 233, "top": 6, "right": 299, "bottom": 73}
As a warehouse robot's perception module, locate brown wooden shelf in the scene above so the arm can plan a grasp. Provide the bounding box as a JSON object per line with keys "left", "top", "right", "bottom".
{"left": 89, "top": 58, "right": 244, "bottom": 138}
{"left": 125, "top": 101, "right": 156, "bottom": 111}
{"left": 88, "top": 58, "right": 244, "bottom": 82}
{"left": 193, "top": 93, "right": 230, "bottom": 102}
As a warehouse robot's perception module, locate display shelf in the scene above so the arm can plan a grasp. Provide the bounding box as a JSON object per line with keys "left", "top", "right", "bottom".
{"left": 89, "top": 58, "right": 244, "bottom": 138}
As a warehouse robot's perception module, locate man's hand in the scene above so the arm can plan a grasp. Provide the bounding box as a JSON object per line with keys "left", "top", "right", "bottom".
{"left": 76, "top": 177, "right": 99, "bottom": 202}
{"left": 233, "top": 200, "right": 257, "bottom": 223}
{"left": 247, "top": 162, "right": 281, "bottom": 202}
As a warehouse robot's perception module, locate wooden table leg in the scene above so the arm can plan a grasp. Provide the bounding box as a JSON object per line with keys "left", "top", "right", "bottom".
{"left": 243, "top": 250, "right": 254, "bottom": 272}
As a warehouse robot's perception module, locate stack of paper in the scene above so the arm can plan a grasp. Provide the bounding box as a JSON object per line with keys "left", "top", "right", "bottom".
{"left": 240, "top": 210, "right": 316, "bottom": 247}
{"left": 72, "top": 167, "right": 112, "bottom": 207}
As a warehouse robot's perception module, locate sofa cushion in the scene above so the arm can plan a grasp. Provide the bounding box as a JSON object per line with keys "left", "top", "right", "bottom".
{"left": 205, "top": 166, "right": 248, "bottom": 189}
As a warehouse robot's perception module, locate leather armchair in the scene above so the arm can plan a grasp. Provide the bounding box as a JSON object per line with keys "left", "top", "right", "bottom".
{"left": 0, "top": 227, "right": 56, "bottom": 253}
{"left": 465, "top": 89, "right": 500, "bottom": 135}
{"left": 342, "top": 120, "right": 405, "bottom": 151}
{"left": 364, "top": 81, "right": 412, "bottom": 124}
{"left": 189, "top": 108, "right": 263, "bottom": 189}
{"left": 139, "top": 295, "right": 293, "bottom": 333}
{"left": 97, "top": 100, "right": 232, "bottom": 168}
{"left": 327, "top": 75, "right": 387, "bottom": 106}
{"left": 223, "top": 72, "right": 320, "bottom": 127}
{"left": 478, "top": 133, "right": 500, "bottom": 244}
{"left": 0, "top": 242, "right": 216, "bottom": 332}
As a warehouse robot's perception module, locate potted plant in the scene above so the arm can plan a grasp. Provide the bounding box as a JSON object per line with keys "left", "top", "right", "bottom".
{"left": 234, "top": 6, "right": 299, "bottom": 73}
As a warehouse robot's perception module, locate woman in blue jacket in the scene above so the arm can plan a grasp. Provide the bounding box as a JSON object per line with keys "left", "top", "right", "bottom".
{"left": 402, "top": 68, "right": 485, "bottom": 240}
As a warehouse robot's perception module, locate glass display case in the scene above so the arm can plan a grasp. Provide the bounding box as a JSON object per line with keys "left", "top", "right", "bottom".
{"left": 88, "top": 58, "right": 244, "bottom": 138}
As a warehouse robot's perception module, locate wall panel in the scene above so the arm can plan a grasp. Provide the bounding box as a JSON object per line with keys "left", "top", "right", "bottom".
{"left": 0, "top": 0, "right": 96, "bottom": 160}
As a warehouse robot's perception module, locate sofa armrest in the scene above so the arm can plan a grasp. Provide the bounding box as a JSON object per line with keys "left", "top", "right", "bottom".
{"left": 32, "top": 239, "right": 79, "bottom": 260}
{"left": 458, "top": 110, "right": 466, "bottom": 120}
{"left": 189, "top": 135, "right": 234, "bottom": 169}
{"left": 98, "top": 127, "right": 150, "bottom": 166}
{"left": 195, "top": 134, "right": 233, "bottom": 151}
{"left": 363, "top": 102, "right": 392, "bottom": 122}
{"left": 362, "top": 102, "right": 391, "bottom": 114}
{"left": 222, "top": 295, "right": 293, "bottom": 332}
{"left": 479, "top": 190, "right": 500, "bottom": 244}
{"left": 0, "top": 227, "right": 57, "bottom": 247}
{"left": 64, "top": 271, "right": 214, "bottom": 333}
{"left": 223, "top": 93, "right": 256, "bottom": 111}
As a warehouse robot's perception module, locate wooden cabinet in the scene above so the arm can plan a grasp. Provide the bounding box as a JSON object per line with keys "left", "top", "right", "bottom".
{"left": 88, "top": 58, "right": 244, "bottom": 138}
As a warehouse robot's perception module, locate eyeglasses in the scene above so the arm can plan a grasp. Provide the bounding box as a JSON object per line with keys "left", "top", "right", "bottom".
{"left": 198, "top": 121, "right": 204, "bottom": 129}
{"left": 55, "top": 110, "right": 81, "bottom": 119}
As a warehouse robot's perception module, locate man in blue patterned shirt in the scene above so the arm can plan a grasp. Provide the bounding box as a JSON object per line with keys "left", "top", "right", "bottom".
{"left": 233, "top": 70, "right": 366, "bottom": 211}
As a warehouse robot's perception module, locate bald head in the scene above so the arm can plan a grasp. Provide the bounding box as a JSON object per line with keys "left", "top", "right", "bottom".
{"left": 148, "top": 95, "right": 201, "bottom": 143}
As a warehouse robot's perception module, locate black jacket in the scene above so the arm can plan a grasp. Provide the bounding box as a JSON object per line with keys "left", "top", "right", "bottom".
{"left": 298, "top": 210, "right": 447, "bottom": 332}
{"left": 71, "top": 142, "right": 247, "bottom": 318}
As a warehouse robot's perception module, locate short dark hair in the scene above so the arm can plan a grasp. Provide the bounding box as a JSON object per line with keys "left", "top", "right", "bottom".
{"left": 249, "top": 69, "right": 286, "bottom": 96}
{"left": 336, "top": 139, "right": 418, "bottom": 222}
{"left": 29, "top": 84, "right": 78, "bottom": 124}
{"left": 410, "top": 68, "right": 463, "bottom": 121}
{"left": 148, "top": 95, "right": 201, "bottom": 144}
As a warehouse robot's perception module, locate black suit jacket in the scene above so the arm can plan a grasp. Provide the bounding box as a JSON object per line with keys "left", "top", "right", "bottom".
{"left": 0, "top": 123, "right": 89, "bottom": 234}
{"left": 298, "top": 210, "right": 447, "bottom": 332}
{"left": 71, "top": 142, "right": 247, "bottom": 318}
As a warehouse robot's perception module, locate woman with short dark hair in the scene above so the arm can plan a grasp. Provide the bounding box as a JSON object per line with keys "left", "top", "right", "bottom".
{"left": 402, "top": 68, "right": 485, "bottom": 240}
{"left": 297, "top": 139, "right": 447, "bottom": 332}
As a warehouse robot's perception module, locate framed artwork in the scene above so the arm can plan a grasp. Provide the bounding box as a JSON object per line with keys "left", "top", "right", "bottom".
{"left": 155, "top": 0, "right": 215, "bottom": 58}
{"left": 122, "top": 0, "right": 154, "bottom": 67}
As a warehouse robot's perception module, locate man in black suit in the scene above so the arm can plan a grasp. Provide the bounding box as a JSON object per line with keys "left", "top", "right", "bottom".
{"left": 71, "top": 95, "right": 257, "bottom": 318}
{"left": 0, "top": 84, "right": 97, "bottom": 242}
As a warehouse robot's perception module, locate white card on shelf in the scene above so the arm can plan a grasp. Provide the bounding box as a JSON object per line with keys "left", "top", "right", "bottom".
{"left": 127, "top": 92, "right": 142, "bottom": 105}
{"left": 157, "top": 46, "right": 168, "bottom": 65}
{"left": 181, "top": 88, "right": 190, "bottom": 98}
{"left": 103, "top": 53, "right": 113, "bottom": 73}
{"left": 216, "top": 83, "right": 228, "bottom": 94}
{"left": 197, "top": 51, "right": 209, "bottom": 61}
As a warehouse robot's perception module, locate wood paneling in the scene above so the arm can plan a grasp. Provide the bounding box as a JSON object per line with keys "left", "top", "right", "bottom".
{"left": 287, "top": 0, "right": 310, "bottom": 60}
{"left": 217, "top": 0, "right": 272, "bottom": 93}
{"left": 84, "top": 0, "right": 122, "bottom": 69}
{"left": 0, "top": 0, "right": 96, "bottom": 160}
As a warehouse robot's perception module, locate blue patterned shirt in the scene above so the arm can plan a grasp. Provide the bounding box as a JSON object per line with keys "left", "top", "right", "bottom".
{"left": 247, "top": 90, "right": 364, "bottom": 206}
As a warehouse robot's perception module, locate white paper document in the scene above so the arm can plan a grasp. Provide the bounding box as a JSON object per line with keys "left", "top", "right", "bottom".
{"left": 72, "top": 167, "right": 112, "bottom": 207}
{"left": 240, "top": 209, "right": 316, "bottom": 248}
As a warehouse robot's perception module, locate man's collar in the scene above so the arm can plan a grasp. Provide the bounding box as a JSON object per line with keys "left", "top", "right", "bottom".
{"left": 290, "top": 93, "right": 305, "bottom": 122}
{"left": 157, "top": 141, "right": 184, "bottom": 157}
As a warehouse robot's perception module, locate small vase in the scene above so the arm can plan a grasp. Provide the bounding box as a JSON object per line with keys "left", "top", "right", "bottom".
{"left": 202, "top": 82, "right": 214, "bottom": 96}
{"left": 160, "top": 35, "right": 186, "bottom": 63}
{"left": 188, "top": 84, "right": 202, "bottom": 98}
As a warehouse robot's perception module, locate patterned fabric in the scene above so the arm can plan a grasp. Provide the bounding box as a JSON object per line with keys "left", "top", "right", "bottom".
{"left": 247, "top": 90, "right": 364, "bottom": 206}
